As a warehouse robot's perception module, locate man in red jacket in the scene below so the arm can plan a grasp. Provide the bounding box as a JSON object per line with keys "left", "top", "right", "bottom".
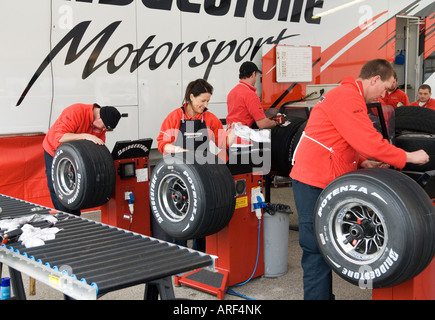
{"left": 43, "top": 103, "right": 121, "bottom": 215}
{"left": 379, "top": 71, "right": 409, "bottom": 108}
{"left": 290, "top": 59, "right": 429, "bottom": 300}
{"left": 410, "top": 84, "right": 435, "bottom": 110}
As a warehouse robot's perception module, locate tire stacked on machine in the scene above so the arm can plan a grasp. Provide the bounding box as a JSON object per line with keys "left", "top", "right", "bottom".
{"left": 270, "top": 116, "right": 307, "bottom": 176}
{"left": 149, "top": 153, "right": 236, "bottom": 240}
{"left": 395, "top": 106, "right": 435, "bottom": 171}
{"left": 314, "top": 168, "right": 435, "bottom": 288}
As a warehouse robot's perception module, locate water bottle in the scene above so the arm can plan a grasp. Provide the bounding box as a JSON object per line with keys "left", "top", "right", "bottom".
{"left": 1, "top": 277, "right": 10, "bottom": 300}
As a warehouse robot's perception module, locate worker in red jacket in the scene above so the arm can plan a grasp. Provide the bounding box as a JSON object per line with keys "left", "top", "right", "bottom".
{"left": 156, "top": 79, "right": 232, "bottom": 251}
{"left": 156, "top": 79, "right": 230, "bottom": 163}
{"left": 226, "top": 61, "right": 285, "bottom": 129}
{"left": 43, "top": 103, "right": 121, "bottom": 215}
{"left": 410, "top": 84, "right": 435, "bottom": 110}
{"left": 379, "top": 71, "right": 409, "bottom": 108}
{"left": 290, "top": 59, "right": 429, "bottom": 300}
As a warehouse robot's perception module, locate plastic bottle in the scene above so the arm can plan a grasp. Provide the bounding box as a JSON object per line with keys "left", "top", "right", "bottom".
{"left": 1, "top": 277, "right": 11, "bottom": 300}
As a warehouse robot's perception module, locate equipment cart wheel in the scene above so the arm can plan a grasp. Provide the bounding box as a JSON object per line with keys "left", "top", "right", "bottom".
{"left": 314, "top": 168, "right": 435, "bottom": 288}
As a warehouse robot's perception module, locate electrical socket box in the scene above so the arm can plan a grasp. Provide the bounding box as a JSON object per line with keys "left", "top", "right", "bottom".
{"left": 305, "top": 84, "right": 339, "bottom": 108}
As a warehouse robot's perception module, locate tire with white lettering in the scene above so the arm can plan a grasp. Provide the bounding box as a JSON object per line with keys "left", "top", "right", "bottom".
{"left": 150, "top": 153, "right": 236, "bottom": 240}
{"left": 52, "top": 140, "right": 116, "bottom": 210}
{"left": 314, "top": 168, "right": 435, "bottom": 288}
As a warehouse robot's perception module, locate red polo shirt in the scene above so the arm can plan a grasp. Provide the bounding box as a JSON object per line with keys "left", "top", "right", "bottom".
{"left": 226, "top": 81, "right": 266, "bottom": 127}
{"left": 43, "top": 103, "right": 105, "bottom": 156}
{"left": 290, "top": 77, "right": 406, "bottom": 189}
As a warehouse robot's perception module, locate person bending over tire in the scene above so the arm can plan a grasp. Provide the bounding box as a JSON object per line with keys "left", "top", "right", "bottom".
{"left": 43, "top": 103, "right": 121, "bottom": 215}
{"left": 290, "top": 59, "right": 429, "bottom": 300}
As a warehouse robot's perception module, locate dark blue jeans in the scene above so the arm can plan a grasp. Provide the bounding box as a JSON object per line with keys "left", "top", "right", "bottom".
{"left": 44, "top": 151, "right": 81, "bottom": 216}
{"left": 292, "top": 179, "right": 334, "bottom": 300}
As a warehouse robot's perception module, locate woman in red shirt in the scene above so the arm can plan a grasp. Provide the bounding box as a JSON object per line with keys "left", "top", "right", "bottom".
{"left": 157, "top": 79, "right": 229, "bottom": 161}
{"left": 156, "top": 79, "right": 230, "bottom": 251}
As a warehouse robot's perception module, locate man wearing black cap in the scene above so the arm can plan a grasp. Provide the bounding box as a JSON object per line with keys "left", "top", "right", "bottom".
{"left": 226, "top": 61, "right": 284, "bottom": 129}
{"left": 42, "top": 103, "right": 121, "bottom": 215}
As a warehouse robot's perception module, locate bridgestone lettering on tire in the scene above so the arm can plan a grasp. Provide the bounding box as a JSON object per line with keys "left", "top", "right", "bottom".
{"left": 149, "top": 154, "right": 236, "bottom": 240}
{"left": 52, "top": 140, "right": 116, "bottom": 210}
{"left": 314, "top": 168, "right": 435, "bottom": 288}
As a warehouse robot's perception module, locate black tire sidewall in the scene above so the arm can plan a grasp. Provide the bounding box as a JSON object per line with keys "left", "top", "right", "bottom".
{"left": 314, "top": 170, "right": 420, "bottom": 288}
{"left": 395, "top": 133, "right": 435, "bottom": 171}
{"left": 395, "top": 106, "right": 435, "bottom": 134}
{"left": 52, "top": 143, "right": 89, "bottom": 210}
{"left": 271, "top": 116, "right": 306, "bottom": 175}
{"left": 52, "top": 141, "right": 115, "bottom": 210}
{"left": 150, "top": 160, "right": 208, "bottom": 240}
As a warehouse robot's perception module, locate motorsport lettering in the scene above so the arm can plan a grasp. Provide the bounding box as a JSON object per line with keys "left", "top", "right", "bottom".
{"left": 17, "top": 0, "right": 324, "bottom": 105}
{"left": 17, "top": 23, "right": 297, "bottom": 106}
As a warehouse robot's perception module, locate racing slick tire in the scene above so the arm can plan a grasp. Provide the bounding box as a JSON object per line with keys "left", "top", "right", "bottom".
{"left": 271, "top": 116, "right": 306, "bottom": 176}
{"left": 150, "top": 153, "right": 236, "bottom": 240}
{"left": 395, "top": 133, "right": 435, "bottom": 172}
{"left": 52, "top": 140, "right": 116, "bottom": 210}
{"left": 395, "top": 106, "right": 435, "bottom": 134}
{"left": 314, "top": 168, "right": 435, "bottom": 288}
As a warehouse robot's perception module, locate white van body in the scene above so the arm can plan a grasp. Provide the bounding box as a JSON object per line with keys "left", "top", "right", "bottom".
{"left": 1, "top": 0, "right": 434, "bottom": 151}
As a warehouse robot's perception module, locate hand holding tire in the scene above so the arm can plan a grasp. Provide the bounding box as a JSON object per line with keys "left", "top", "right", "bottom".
{"left": 271, "top": 113, "right": 286, "bottom": 126}
{"left": 83, "top": 133, "right": 105, "bottom": 145}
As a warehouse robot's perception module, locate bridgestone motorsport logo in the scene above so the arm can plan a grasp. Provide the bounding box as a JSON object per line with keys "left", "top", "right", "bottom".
{"left": 16, "top": 0, "right": 323, "bottom": 105}
{"left": 67, "top": 0, "right": 324, "bottom": 23}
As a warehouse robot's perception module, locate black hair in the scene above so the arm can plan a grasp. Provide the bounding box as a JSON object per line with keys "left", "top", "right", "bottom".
{"left": 183, "top": 79, "right": 214, "bottom": 104}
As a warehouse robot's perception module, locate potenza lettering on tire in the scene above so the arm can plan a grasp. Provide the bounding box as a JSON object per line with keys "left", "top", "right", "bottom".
{"left": 314, "top": 168, "right": 435, "bottom": 288}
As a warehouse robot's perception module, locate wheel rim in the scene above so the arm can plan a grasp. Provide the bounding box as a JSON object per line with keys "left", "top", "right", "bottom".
{"left": 158, "top": 173, "right": 190, "bottom": 222}
{"left": 329, "top": 199, "right": 388, "bottom": 265}
{"left": 56, "top": 158, "right": 77, "bottom": 196}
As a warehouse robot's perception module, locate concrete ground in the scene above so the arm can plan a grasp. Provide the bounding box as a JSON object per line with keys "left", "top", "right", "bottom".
{"left": 2, "top": 183, "right": 371, "bottom": 301}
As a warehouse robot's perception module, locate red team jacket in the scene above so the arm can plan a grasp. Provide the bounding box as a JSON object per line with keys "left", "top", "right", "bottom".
{"left": 410, "top": 98, "right": 435, "bottom": 110}
{"left": 156, "top": 105, "right": 225, "bottom": 154}
{"left": 43, "top": 103, "right": 106, "bottom": 156}
{"left": 380, "top": 88, "right": 409, "bottom": 108}
{"left": 290, "top": 77, "right": 407, "bottom": 189}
